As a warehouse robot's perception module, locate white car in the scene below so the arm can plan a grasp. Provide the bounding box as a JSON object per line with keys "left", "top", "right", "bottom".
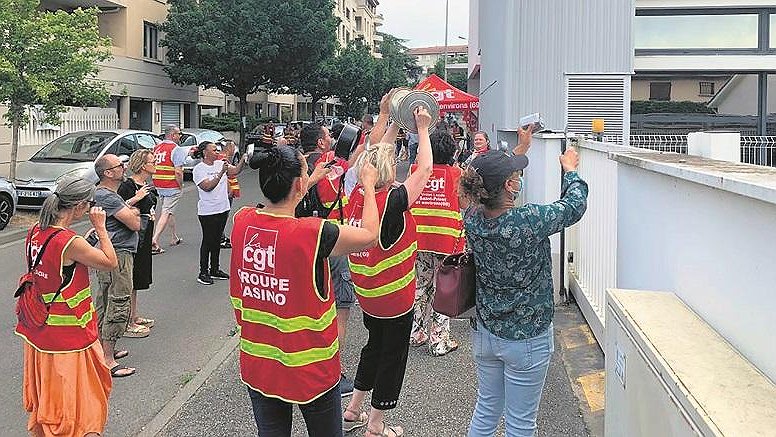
{"left": 0, "top": 177, "right": 17, "bottom": 230}
{"left": 14, "top": 130, "right": 160, "bottom": 209}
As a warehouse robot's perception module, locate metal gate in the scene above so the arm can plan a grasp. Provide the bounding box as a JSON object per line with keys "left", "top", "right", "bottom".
{"left": 161, "top": 102, "right": 181, "bottom": 128}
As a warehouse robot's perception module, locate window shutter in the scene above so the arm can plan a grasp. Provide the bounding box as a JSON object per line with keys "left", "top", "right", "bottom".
{"left": 161, "top": 102, "right": 181, "bottom": 128}
{"left": 566, "top": 75, "right": 630, "bottom": 144}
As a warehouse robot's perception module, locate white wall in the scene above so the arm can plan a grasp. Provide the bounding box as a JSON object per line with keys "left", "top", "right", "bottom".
{"left": 614, "top": 154, "right": 776, "bottom": 382}
{"left": 477, "top": 0, "right": 633, "bottom": 136}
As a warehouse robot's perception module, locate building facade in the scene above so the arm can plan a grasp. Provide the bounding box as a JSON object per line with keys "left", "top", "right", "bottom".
{"left": 409, "top": 45, "right": 468, "bottom": 75}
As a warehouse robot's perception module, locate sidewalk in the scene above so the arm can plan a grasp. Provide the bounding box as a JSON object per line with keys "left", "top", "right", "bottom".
{"left": 158, "top": 302, "right": 603, "bottom": 437}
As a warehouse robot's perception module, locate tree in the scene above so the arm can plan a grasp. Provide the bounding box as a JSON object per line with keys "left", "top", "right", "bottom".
{"left": 431, "top": 55, "right": 468, "bottom": 92}
{"left": 0, "top": 0, "right": 111, "bottom": 180}
{"left": 162, "top": 0, "right": 338, "bottom": 149}
{"left": 377, "top": 33, "right": 423, "bottom": 89}
{"left": 286, "top": 56, "right": 337, "bottom": 122}
{"left": 328, "top": 40, "right": 382, "bottom": 119}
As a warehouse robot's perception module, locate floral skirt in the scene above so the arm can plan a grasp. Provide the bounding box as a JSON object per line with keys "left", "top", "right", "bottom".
{"left": 23, "top": 340, "right": 112, "bottom": 437}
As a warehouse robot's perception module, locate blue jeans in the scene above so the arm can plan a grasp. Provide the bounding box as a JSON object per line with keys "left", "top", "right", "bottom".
{"left": 408, "top": 142, "right": 419, "bottom": 164}
{"left": 468, "top": 322, "right": 554, "bottom": 437}
{"left": 248, "top": 385, "right": 343, "bottom": 437}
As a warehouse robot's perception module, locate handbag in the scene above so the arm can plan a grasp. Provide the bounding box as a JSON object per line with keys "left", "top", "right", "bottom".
{"left": 15, "top": 226, "right": 65, "bottom": 329}
{"left": 432, "top": 210, "right": 476, "bottom": 318}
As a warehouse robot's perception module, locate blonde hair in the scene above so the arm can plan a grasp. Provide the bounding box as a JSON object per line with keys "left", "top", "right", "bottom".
{"left": 128, "top": 149, "right": 154, "bottom": 174}
{"left": 356, "top": 141, "right": 396, "bottom": 189}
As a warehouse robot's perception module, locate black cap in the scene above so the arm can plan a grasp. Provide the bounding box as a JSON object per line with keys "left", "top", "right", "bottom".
{"left": 471, "top": 150, "right": 529, "bottom": 193}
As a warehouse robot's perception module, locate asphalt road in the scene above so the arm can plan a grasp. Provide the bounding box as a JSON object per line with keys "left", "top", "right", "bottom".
{"left": 0, "top": 160, "right": 597, "bottom": 437}
{"left": 0, "top": 169, "right": 262, "bottom": 437}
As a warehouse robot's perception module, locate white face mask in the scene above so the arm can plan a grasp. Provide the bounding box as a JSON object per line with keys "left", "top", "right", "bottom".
{"left": 509, "top": 176, "right": 524, "bottom": 203}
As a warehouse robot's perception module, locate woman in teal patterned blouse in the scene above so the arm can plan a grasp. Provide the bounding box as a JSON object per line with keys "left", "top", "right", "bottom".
{"left": 459, "top": 132, "right": 588, "bottom": 437}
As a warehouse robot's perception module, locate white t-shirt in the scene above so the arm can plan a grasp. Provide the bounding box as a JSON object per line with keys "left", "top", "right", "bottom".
{"left": 193, "top": 161, "right": 230, "bottom": 215}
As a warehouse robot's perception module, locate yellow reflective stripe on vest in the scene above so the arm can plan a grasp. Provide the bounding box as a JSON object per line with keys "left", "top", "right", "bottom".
{"left": 348, "top": 241, "right": 417, "bottom": 277}
{"left": 322, "top": 197, "right": 349, "bottom": 209}
{"left": 156, "top": 165, "right": 175, "bottom": 171}
{"left": 42, "top": 287, "right": 90, "bottom": 307}
{"left": 410, "top": 208, "right": 462, "bottom": 220}
{"left": 46, "top": 304, "right": 95, "bottom": 328}
{"left": 231, "top": 297, "right": 336, "bottom": 333}
{"left": 240, "top": 337, "right": 339, "bottom": 367}
{"left": 152, "top": 174, "right": 176, "bottom": 180}
{"left": 416, "top": 225, "right": 461, "bottom": 237}
{"left": 354, "top": 269, "right": 416, "bottom": 298}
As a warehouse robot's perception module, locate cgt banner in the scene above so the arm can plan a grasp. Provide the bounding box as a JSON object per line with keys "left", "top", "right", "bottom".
{"left": 415, "top": 74, "right": 479, "bottom": 114}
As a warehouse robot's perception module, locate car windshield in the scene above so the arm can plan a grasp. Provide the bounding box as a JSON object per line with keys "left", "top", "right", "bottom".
{"left": 31, "top": 132, "right": 117, "bottom": 162}
{"left": 180, "top": 131, "right": 223, "bottom": 147}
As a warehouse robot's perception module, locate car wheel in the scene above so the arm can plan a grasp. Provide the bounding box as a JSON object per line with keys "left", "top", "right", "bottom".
{"left": 0, "top": 194, "right": 13, "bottom": 231}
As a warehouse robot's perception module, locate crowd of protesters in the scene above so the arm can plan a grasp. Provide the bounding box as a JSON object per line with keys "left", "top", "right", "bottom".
{"left": 15, "top": 86, "right": 588, "bottom": 437}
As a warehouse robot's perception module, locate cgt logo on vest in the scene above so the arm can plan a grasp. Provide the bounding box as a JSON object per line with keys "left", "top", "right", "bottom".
{"left": 242, "top": 227, "right": 277, "bottom": 275}
{"left": 425, "top": 169, "right": 446, "bottom": 192}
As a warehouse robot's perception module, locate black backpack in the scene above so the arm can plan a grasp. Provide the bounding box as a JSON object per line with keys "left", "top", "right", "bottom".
{"left": 295, "top": 173, "right": 346, "bottom": 222}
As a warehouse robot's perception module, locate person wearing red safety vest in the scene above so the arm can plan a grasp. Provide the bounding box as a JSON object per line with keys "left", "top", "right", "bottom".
{"left": 151, "top": 125, "right": 185, "bottom": 253}
{"left": 230, "top": 145, "right": 380, "bottom": 436}
{"left": 342, "top": 93, "right": 435, "bottom": 437}
{"left": 16, "top": 175, "right": 119, "bottom": 437}
{"left": 408, "top": 130, "right": 464, "bottom": 357}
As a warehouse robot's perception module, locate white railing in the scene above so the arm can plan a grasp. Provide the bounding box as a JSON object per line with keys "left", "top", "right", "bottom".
{"left": 18, "top": 106, "right": 119, "bottom": 148}
{"left": 740, "top": 136, "right": 776, "bottom": 167}
{"left": 565, "top": 140, "right": 623, "bottom": 344}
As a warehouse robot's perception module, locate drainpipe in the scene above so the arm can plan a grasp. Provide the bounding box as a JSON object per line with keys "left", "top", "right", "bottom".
{"left": 559, "top": 134, "right": 570, "bottom": 304}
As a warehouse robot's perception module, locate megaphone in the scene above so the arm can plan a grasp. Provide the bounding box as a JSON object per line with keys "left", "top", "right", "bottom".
{"left": 389, "top": 88, "right": 440, "bottom": 134}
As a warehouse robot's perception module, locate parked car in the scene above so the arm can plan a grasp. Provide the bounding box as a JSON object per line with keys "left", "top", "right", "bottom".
{"left": 0, "top": 177, "right": 18, "bottom": 230}
{"left": 13, "top": 130, "right": 160, "bottom": 209}
{"left": 172, "top": 128, "right": 231, "bottom": 174}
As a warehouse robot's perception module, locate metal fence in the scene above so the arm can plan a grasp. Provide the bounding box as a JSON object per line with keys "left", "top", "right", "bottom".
{"left": 604, "top": 134, "right": 776, "bottom": 167}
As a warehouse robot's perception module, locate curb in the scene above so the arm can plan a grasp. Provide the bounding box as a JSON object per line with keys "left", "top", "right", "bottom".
{"left": 137, "top": 334, "right": 240, "bottom": 437}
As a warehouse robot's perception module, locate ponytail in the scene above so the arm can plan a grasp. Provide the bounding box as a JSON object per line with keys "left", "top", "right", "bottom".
{"left": 38, "top": 176, "right": 96, "bottom": 230}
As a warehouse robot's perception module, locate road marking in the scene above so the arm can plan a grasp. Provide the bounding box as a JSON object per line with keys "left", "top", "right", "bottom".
{"left": 560, "top": 323, "right": 597, "bottom": 349}
{"left": 576, "top": 371, "right": 606, "bottom": 412}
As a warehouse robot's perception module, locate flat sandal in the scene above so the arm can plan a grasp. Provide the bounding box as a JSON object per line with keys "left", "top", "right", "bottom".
{"left": 343, "top": 407, "right": 368, "bottom": 432}
{"left": 366, "top": 423, "right": 404, "bottom": 437}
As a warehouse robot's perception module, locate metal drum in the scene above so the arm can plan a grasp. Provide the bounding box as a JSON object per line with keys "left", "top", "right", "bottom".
{"left": 389, "top": 89, "right": 440, "bottom": 134}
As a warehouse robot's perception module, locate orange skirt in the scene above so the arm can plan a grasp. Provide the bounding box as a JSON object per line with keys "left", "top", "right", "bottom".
{"left": 22, "top": 341, "right": 112, "bottom": 437}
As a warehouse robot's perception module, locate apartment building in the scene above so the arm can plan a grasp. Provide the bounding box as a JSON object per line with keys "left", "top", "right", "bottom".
{"left": 43, "top": 0, "right": 198, "bottom": 131}
{"left": 409, "top": 45, "right": 468, "bottom": 75}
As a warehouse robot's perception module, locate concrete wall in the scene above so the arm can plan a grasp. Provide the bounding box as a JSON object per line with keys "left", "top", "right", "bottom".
{"left": 477, "top": 0, "right": 633, "bottom": 136}
{"left": 613, "top": 152, "right": 776, "bottom": 382}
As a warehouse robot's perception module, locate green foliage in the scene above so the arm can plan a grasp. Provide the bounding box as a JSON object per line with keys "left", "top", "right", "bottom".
{"left": 0, "top": 0, "right": 112, "bottom": 178}
{"left": 328, "top": 40, "right": 381, "bottom": 119}
{"left": 162, "top": 0, "right": 338, "bottom": 98}
{"left": 200, "top": 113, "right": 265, "bottom": 132}
{"left": 431, "top": 56, "right": 468, "bottom": 92}
{"left": 0, "top": 0, "right": 111, "bottom": 125}
{"left": 631, "top": 100, "right": 716, "bottom": 114}
{"left": 377, "top": 33, "right": 423, "bottom": 89}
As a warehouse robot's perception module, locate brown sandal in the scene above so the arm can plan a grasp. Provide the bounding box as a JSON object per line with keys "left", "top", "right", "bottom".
{"left": 366, "top": 423, "right": 404, "bottom": 437}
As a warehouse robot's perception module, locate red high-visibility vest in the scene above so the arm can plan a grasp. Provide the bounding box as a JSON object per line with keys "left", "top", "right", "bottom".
{"left": 345, "top": 186, "right": 417, "bottom": 318}
{"left": 152, "top": 141, "right": 180, "bottom": 190}
{"left": 409, "top": 164, "right": 463, "bottom": 255}
{"left": 15, "top": 226, "right": 98, "bottom": 352}
{"left": 229, "top": 208, "right": 340, "bottom": 404}
{"left": 314, "top": 151, "right": 348, "bottom": 221}
{"left": 228, "top": 176, "right": 241, "bottom": 198}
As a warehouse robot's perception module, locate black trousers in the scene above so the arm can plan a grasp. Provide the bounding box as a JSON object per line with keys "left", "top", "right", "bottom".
{"left": 197, "top": 211, "right": 228, "bottom": 275}
{"left": 353, "top": 311, "right": 413, "bottom": 410}
{"left": 248, "top": 385, "right": 343, "bottom": 437}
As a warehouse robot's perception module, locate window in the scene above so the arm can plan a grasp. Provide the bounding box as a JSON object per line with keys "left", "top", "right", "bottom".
{"left": 107, "top": 135, "right": 137, "bottom": 157}
{"left": 135, "top": 133, "right": 158, "bottom": 149}
{"left": 699, "top": 81, "right": 715, "bottom": 96}
{"left": 143, "top": 22, "right": 159, "bottom": 60}
{"left": 649, "top": 82, "right": 672, "bottom": 101}
{"left": 635, "top": 14, "right": 758, "bottom": 50}
{"left": 356, "top": 17, "right": 362, "bottom": 31}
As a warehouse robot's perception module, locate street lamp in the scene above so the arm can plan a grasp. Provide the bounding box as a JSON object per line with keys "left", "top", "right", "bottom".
{"left": 444, "top": 0, "right": 448, "bottom": 81}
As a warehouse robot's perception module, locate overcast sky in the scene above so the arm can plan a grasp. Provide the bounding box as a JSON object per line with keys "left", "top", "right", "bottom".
{"left": 379, "top": 0, "right": 469, "bottom": 48}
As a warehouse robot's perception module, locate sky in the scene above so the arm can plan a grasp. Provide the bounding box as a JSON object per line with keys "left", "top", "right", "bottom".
{"left": 378, "top": 0, "right": 469, "bottom": 48}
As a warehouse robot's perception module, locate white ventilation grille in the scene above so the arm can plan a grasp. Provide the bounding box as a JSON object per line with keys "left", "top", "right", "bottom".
{"left": 566, "top": 75, "right": 629, "bottom": 140}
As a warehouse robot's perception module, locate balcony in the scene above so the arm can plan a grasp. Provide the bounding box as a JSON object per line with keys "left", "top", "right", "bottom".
{"left": 375, "top": 13, "right": 384, "bottom": 26}
{"left": 373, "top": 33, "right": 383, "bottom": 42}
